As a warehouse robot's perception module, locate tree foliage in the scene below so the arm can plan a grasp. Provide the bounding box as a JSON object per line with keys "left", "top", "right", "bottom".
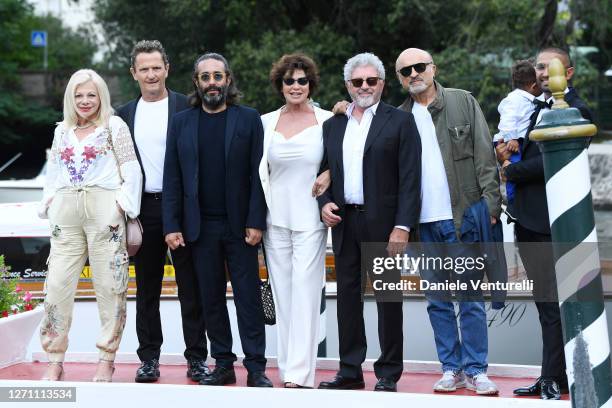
{"left": 0, "top": 0, "right": 97, "bottom": 148}
{"left": 92, "top": 0, "right": 609, "bottom": 127}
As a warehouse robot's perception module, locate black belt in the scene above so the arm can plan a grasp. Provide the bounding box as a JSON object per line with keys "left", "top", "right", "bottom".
{"left": 143, "top": 192, "right": 162, "bottom": 200}
{"left": 345, "top": 204, "right": 365, "bottom": 212}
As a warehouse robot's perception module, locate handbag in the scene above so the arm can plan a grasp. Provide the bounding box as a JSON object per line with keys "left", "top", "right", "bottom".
{"left": 260, "top": 242, "right": 276, "bottom": 325}
{"left": 125, "top": 217, "right": 143, "bottom": 257}
{"left": 107, "top": 129, "right": 143, "bottom": 256}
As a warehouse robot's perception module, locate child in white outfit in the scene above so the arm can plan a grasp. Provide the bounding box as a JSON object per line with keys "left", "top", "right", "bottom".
{"left": 493, "top": 60, "right": 541, "bottom": 209}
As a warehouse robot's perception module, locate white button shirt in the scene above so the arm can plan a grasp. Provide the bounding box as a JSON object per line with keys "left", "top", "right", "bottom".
{"left": 535, "top": 87, "right": 569, "bottom": 125}
{"left": 342, "top": 102, "right": 408, "bottom": 231}
{"left": 342, "top": 102, "right": 379, "bottom": 205}
{"left": 493, "top": 88, "right": 536, "bottom": 143}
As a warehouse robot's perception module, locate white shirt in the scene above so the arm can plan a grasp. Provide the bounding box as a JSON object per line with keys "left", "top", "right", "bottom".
{"left": 134, "top": 97, "right": 168, "bottom": 193}
{"left": 493, "top": 88, "right": 536, "bottom": 143}
{"left": 259, "top": 105, "right": 333, "bottom": 231}
{"left": 342, "top": 102, "right": 378, "bottom": 205}
{"left": 39, "top": 115, "right": 143, "bottom": 219}
{"left": 411, "top": 102, "right": 453, "bottom": 223}
{"left": 267, "top": 127, "right": 326, "bottom": 230}
{"left": 535, "top": 87, "right": 570, "bottom": 125}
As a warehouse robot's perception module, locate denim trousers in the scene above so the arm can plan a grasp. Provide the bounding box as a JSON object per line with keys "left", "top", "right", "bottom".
{"left": 419, "top": 219, "right": 488, "bottom": 377}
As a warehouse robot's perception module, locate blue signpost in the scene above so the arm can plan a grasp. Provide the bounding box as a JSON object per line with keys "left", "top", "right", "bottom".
{"left": 31, "top": 31, "right": 48, "bottom": 70}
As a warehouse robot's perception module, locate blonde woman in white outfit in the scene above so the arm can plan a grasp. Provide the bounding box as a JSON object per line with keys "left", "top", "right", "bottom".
{"left": 38, "top": 69, "right": 142, "bottom": 382}
{"left": 259, "top": 54, "right": 332, "bottom": 388}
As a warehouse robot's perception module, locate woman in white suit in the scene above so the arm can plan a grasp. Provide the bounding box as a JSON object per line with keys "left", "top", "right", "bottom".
{"left": 259, "top": 53, "right": 332, "bottom": 388}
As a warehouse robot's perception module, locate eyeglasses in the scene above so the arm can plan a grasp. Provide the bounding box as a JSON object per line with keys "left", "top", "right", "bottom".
{"left": 348, "top": 77, "right": 381, "bottom": 88}
{"left": 283, "top": 77, "right": 309, "bottom": 86}
{"left": 397, "top": 62, "right": 432, "bottom": 77}
{"left": 198, "top": 71, "right": 226, "bottom": 82}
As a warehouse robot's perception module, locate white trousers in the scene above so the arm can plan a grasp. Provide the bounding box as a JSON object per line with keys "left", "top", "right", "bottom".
{"left": 263, "top": 225, "right": 326, "bottom": 387}
{"left": 41, "top": 187, "right": 129, "bottom": 363}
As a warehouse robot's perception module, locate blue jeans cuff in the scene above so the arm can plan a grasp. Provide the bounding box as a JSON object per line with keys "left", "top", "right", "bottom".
{"left": 441, "top": 365, "right": 462, "bottom": 375}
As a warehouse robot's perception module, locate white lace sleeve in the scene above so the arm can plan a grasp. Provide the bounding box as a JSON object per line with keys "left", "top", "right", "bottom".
{"left": 111, "top": 117, "right": 143, "bottom": 218}
{"left": 38, "top": 125, "right": 63, "bottom": 219}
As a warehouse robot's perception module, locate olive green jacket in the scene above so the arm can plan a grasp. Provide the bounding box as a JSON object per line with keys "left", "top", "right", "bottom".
{"left": 399, "top": 81, "right": 501, "bottom": 232}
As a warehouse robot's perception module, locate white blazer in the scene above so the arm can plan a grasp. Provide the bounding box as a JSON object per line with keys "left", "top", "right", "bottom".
{"left": 258, "top": 105, "right": 333, "bottom": 213}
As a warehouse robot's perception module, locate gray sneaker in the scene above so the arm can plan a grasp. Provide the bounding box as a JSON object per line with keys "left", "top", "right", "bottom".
{"left": 466, "top": 373, "right": 499, "bottom": 395}
{"left": 433, "top": 370, "right": 466, "bottom": 392}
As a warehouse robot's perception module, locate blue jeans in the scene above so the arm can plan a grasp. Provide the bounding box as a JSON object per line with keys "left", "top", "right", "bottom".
{"left": 506, "top": 150, "right": 521, "bottom": 204}
{"left": 419, "top": 219, "right": 488, "bottom": 377}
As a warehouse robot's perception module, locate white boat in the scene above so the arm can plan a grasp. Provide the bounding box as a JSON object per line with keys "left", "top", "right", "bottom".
{"left": 0, "top": 164, "right": 45, "bottom": 204}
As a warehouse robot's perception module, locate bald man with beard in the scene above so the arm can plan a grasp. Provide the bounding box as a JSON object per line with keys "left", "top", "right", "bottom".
{"left": 395, "top": 48, "right": 501, "bottom": 395}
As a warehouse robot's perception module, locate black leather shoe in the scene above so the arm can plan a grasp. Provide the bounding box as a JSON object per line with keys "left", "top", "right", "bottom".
{"left": 514, "top": 377, "right": 568, "bottom": 398}
{"left": 514, "top": 378, "right": 541, "bottom": 396}
{"left": 135, "top": 359, "right": 160, "bottom": 383}
{"left": 186, "top": 359, "right": 210, "bottom": 382}
{"left": 374, "top": 377, "right": 397, "bottom": 392}
{"left": 540, "top": 379, "right": 562, "bottom": 400}
{"left": 199, "top": 366, "right": 236, "bottom": 386}
{"left": 247, "top": 371, "right": 273, "bottom": 387}
{"left": 318, "top": 375, "right": 365, "bottom": 390}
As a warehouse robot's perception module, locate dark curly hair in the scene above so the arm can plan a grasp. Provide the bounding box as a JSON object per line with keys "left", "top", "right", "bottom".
{"left": 269, "top": 53, "right": 319, "bottom": 99}
{"left": 511, "top": 60, "right": 536, "bottom": 89}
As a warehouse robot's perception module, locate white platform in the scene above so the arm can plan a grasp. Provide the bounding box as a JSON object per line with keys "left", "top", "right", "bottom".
{"left": 0, "top": 378, "right": 570, "bottom": 408}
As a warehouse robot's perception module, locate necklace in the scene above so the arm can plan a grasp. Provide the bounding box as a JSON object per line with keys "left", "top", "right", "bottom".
{"left": 75, "top": 122, "right": 94, "bottom": 130}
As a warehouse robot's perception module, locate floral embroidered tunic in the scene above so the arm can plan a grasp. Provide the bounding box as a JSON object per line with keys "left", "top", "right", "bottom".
{"left": 39, "top": 115, "right": 143, "bottom": 219}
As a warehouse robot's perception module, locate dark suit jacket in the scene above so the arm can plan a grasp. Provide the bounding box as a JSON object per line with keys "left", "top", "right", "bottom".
{"left": 317, "top": 101, "right": 422, "bottom": 254}
{"left": 162, "top": 104, "right": 266, "bottom": 242}
{"left": 505, "top": 88, "right": 593, "bottom": 234}
{"left": 116, "top": 89, "right": 190, "bottom": 192}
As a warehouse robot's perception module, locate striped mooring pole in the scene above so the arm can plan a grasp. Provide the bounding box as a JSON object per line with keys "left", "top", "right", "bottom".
{"left": 317, "top": 284, "right": 327, "bottom": 357}
{"left": 530, "top": 58, "right": 611, "bottom": 408}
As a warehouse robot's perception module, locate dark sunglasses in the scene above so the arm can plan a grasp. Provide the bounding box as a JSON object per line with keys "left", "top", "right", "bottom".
{"left": 283, "top": 77, "right": 309, "bottom": 86}
{"left": 397, "top": 62, "right": 432, "bottom": 77}
{"left": 349, "top": 77, "right": 381, "bottom": 88}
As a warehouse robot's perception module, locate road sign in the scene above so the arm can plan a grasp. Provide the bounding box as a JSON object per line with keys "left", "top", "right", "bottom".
{"left": 31, "top": 31, "right": 47, "bottom": 47}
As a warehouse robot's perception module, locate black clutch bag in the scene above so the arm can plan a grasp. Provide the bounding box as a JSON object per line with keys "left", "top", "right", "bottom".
{"left": 260, "top": 242, "right": 276, "bottom": 325}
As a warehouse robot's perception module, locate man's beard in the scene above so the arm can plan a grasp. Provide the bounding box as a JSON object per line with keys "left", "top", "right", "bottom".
{"left": 408, "top": 81, "right": 428, "bottom": 95}
{"left": 351, "top": 92, "right": 376, "bottom": 109}
{"left": 198, "top": 84, "right": 228, "bottom": 109}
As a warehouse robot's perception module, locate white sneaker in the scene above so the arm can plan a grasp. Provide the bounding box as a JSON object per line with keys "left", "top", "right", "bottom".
{"left": 466, "top": 373, "right": 499, "bottom": 395}
{"left": 433, "top": 370, "right": 466, "bottom": 392}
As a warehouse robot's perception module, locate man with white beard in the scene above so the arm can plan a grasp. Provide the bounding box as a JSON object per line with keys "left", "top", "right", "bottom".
{"left": 316, "top": 52, "right": 421, "bottom": 392}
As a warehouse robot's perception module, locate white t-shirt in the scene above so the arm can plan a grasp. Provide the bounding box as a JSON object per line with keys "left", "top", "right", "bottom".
{"left": 411, "top": 102, "right": 453, "bottom": 223}
{"left": 134, "top": 97, "right": 168, "bottom": 193}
